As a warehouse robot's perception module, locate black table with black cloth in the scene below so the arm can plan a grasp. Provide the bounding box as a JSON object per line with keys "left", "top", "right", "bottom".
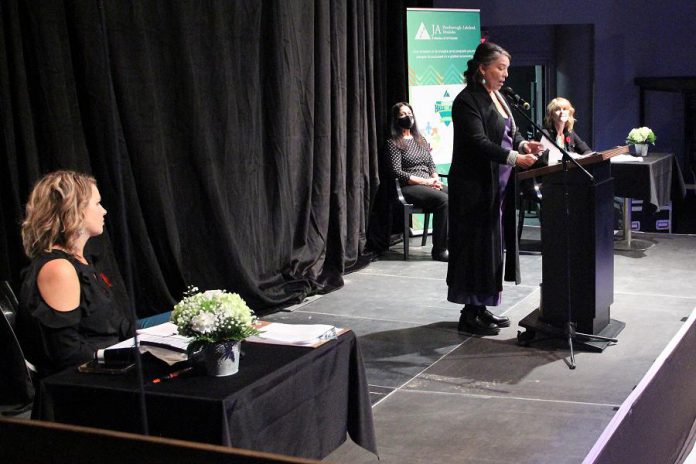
{"left": 34, "top": 331, "right": 377, "bottom": 460}
{"left": 611, "top": 152, "right": 686, "bottom": 249}
{"left": 611, "top": 152, "right": 686, "bottom": 211}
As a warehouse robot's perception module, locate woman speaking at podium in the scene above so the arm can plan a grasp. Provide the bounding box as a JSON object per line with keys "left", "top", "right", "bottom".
{"left": 447, "top": 41, "right": 543, "bottom": 336}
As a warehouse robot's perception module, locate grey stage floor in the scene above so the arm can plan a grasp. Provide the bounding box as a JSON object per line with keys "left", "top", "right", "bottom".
{"left": 265, "top": 230, "right": 696, "bottom": 464}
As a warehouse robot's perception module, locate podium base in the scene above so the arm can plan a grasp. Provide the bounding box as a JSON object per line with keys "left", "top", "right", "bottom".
{"left": 614, "top": 237, "right": 654, "bottom": 251}
{"left": 517, "top": 308, "right": 625, "bottom": 352}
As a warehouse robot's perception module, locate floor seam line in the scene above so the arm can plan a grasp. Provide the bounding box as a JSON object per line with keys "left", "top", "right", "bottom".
{"left": 371, "top": 337, "right": 475, "bottom": 408}
{"left": 394, "top": 388, "right": 621, "bottom": 408}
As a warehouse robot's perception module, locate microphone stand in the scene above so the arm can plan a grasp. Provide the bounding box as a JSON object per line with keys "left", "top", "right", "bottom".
{"left": 129, "top": 318, "right": 149, "bottom": 435}
{"left": 96, "top": 0, "right": 149, "bottom": 434}
{"left": 507, "top": 99, "right": 617, "bottom": 369}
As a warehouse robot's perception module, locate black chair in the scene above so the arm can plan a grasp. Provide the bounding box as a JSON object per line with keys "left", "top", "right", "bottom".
{"left": 517, "top": 177, "right": 543, "bottom": 241}
{"left": 395, "top": 179, "right": 431, "bottom": 260}
{"left": 0, "top": 281, "right": 35, "bottom": 416}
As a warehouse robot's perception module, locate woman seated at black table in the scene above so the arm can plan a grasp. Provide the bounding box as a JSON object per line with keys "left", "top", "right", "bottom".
{"left": 17, "top": 170, "right": 168, "bottom": 375}
{"left": 387, "top": 102, "right": 449, "bottom": 262}
{"left": 540, "top": 97, "right": 592, "bottom": 155}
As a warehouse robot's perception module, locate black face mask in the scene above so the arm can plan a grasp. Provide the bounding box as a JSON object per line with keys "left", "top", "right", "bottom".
{"left": 398, "top": 116, "right": 414, "bottom": 129}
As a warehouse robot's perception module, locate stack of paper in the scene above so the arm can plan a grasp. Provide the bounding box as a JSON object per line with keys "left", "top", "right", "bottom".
{"left": 611, "top": 154, "right": 644, "bottom": 163}
{"left": 247, "top": 322, "right": 338, "bottom": 347}
{"left": 137, "top": 323, "right": 189, "bottom": 347}
{"left": 96, "top": 322, "right": 191, "bottom": 366}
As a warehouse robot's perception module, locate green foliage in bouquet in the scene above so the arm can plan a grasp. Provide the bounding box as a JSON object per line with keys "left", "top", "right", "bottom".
{"left": 626, "top": 127, "right": 656, "bottom": 145}
{"left": 171, "top": 287, "right": 260, "bottom": 353}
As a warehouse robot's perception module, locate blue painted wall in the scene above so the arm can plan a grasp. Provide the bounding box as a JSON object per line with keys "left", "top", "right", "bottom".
{"left": 435, "top": 0, "right": 696, "bottom": 168}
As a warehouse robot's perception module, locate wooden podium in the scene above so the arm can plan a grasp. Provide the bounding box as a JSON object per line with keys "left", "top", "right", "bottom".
{"left": 517, "top": 148, "right": 626, "bottom": 351}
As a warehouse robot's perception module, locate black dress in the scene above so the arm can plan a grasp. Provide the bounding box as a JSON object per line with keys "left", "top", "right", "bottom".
{"left": 387, "top": 138, "right": 436, "bottom": 185}
{"left": 17, "top": 250, "right": 133, "bottom": 375}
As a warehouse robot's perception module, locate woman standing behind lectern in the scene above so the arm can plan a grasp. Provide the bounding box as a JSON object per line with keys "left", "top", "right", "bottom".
{"left": 447, "top": 42, "right": 543, "bottom": 335}
{"left": 541, "top": 97, "right": 592, "bottom": 155}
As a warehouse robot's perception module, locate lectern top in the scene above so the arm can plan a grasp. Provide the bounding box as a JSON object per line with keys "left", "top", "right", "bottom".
{"left": 517, "top": 145, "right": 629, "bottom": 180}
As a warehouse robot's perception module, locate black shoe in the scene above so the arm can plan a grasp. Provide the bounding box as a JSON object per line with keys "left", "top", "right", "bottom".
{"left": 432, "top": 249, "right": 449, "bottom": 262}
{"left": 478, "top": 307, "right": 510, "bottom": 328}
{"left": 458, "top": 307, "right": 500, "bottom": 335}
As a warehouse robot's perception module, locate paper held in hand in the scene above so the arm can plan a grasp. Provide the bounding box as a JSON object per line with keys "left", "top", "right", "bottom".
{"left": 246, "top": 321, "right": 343, "bottom": 347}
{"left": 539, "top": 135, "right": 593, "bottom": 165}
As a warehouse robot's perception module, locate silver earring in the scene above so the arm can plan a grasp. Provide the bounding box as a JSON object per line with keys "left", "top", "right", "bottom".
{"left": 481, "top": 77, "right": 486, "bottom": 85}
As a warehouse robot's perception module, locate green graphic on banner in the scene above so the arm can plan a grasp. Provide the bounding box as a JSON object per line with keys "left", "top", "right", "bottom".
{"left": 407, "top": 9, "right": 480, "bottom": 86}
{"left": 434, "top": 90, "right": 453, "bottom": 127}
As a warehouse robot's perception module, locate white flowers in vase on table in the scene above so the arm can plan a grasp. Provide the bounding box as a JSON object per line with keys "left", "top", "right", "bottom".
{"left": 171, "top": 287, "right": 260, "bottom": 353}
{"left": 626, "top": 127, "right": 656, "bottom": 145}
{"left": 626, "top": 127, "right": 656, "bottom": 156}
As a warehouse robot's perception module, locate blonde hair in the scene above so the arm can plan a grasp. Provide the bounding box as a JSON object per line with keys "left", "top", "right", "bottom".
{"left": 544, "top": 97, "right": 576, "bottom": 133}
{"left": 21, "top": 170, "right": 96, "bottom": 258}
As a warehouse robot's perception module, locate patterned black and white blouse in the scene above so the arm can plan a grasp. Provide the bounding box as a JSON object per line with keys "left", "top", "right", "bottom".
{"left": 388, "top": 138, "right": 435, "bottom": 186}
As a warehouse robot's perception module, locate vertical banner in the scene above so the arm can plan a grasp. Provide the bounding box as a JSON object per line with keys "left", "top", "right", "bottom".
{"left": 406, "top": 9, "right": 481, "bottom": 174}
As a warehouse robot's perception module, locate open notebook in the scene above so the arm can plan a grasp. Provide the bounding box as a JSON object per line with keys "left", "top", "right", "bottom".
{"left": 96, "top": 322, "right": 190, "bottom": 366}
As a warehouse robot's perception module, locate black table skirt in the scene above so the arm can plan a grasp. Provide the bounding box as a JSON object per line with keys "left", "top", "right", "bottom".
{"left": 35, "top": 331, "right": 377, "bottom": 460}
{"left": 612, "top": 152, "right": 686, "bottom": 210}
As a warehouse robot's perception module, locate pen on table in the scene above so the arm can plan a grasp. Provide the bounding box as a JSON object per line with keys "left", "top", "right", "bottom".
{"left": 150, "top": 366, "right": 194, "bottom": 384}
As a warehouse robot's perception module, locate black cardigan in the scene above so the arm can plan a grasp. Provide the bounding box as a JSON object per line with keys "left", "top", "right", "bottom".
{"left": 447, "top": 83, "right": 525, "bottom": 299}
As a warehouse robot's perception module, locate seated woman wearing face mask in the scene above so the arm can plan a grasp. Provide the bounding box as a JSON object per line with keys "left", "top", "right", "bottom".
{"left": 387, "top": 102, "right": 449, "bottom": 262}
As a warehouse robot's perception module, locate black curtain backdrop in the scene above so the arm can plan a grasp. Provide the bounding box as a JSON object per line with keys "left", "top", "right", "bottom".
{"left": 0, "top": 0, "right": 420, "bottom": 316}
{"left": 366, "top": 0, "right": 414, "bottom": 253}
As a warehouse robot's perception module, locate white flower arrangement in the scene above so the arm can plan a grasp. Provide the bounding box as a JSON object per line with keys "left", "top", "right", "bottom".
{"left": 171, "top": 287, "right": 260, "bottom": 352}
{"left": 626, "top": 127, "right": 656, "bottom": 145}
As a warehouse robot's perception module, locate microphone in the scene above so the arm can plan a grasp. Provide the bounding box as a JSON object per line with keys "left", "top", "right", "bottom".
{"left": 502, "top": 86, "right": 531, "bottom": 110}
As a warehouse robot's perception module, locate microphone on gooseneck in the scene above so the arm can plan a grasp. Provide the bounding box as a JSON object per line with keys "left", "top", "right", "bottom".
{"left": 502, "top": 86, "right": 531, "bottom": 110}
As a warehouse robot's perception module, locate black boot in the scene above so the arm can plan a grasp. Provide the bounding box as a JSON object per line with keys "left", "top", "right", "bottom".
{"left": 431, "top": 249, "right": 449, "bottom": 262}
{"left": 458, "top": 305, "right": 499, "bottom": 335}
{"left": 478, "top": 307, "right": 510, "bottom": 328}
